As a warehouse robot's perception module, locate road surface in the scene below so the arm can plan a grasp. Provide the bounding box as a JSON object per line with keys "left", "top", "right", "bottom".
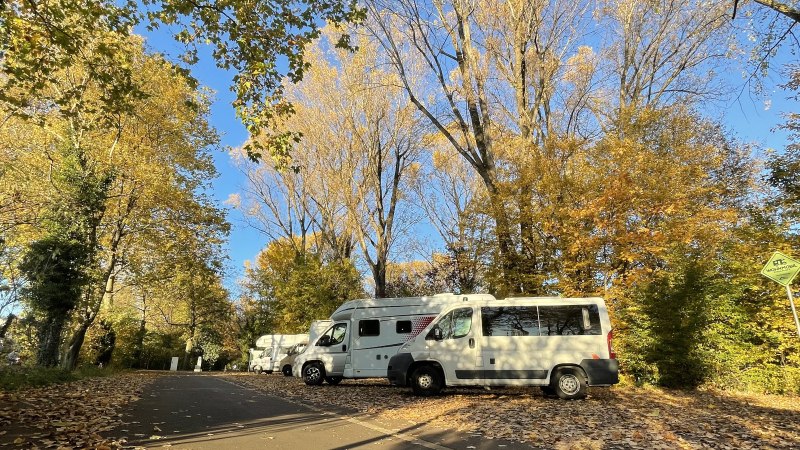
{"left": 110, "top": 373, "right": 533, "bottom": 449}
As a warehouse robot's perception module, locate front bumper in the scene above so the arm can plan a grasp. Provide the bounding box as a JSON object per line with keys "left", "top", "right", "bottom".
{"left": 387, "top": 353, "right": 415, "bottom": 386}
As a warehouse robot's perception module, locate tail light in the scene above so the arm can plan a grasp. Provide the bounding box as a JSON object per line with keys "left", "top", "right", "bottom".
{"left": 607, "top": 330, "right": 617, "bottom": 359}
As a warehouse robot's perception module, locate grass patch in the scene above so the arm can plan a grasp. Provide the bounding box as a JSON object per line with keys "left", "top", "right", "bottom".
{"left": 0, "top": 365, "right": 122, "bottom": 392}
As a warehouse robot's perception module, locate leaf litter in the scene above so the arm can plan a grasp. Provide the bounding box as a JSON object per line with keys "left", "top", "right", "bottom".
{"left": 225, "top": 372, "right": 800, "bottom": 449}
{"left": 0, "top": 371, "right": 159, "bottom": 449}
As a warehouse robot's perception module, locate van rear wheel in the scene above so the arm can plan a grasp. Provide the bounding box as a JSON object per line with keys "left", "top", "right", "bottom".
{"left": 411, "top": 365, "right": 443, "bottom": 396}
{"left": 551, "top": 367, "right": 587, "bottom": 400}
{"left": 282, "top": 365, "right": 292, "bottom": 376}
{"left": 303, "top": 362, "right": 325, "bottom": 386}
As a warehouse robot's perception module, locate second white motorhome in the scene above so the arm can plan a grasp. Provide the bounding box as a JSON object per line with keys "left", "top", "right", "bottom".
{"left": 249, "top": 320, "right": 332, "bottom": 374}
{"left": 292, "top": 293, "right": 496, "bottom": 385}
{"left": 249, "top": 334, "right": 307, "bottom": 373}
{"left": 386, "top": 297, "right": 619, "bottom": 399}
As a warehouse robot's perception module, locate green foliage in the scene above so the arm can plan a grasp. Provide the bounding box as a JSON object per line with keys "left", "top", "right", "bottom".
{"left": 0, "top": 364, "right": 119, "bottom": 391}
{"left": 1, "top": 0, "right": 364, "bottom": 162}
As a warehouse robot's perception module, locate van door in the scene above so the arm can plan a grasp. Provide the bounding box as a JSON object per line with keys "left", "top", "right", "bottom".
{"left": 426, "top": 307, "right": 481, "bottom": 385}
{"left": 316, "top": 322, "right": 350, "bottom": 376}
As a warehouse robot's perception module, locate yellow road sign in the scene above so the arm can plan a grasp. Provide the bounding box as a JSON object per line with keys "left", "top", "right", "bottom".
{"left": 761, "top": 251, "right": 800, "bottom": 286}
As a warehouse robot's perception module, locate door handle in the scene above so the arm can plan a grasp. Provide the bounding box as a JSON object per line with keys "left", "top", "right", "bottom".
{"left": 469, "top": 338, "right": 475, "bottom": 348}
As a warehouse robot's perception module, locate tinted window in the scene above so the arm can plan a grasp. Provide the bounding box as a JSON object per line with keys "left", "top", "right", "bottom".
{"left": 396, "top": 320, "right": 412, "bottom": 334}
{"left": 481, "top": 306, "right": 539, "bottom": 336}
{"left": 538, "top": 305, "right": 602, "bottom": 335}
{"left": 359, "top": 320, "right": 380, "bottom": 337}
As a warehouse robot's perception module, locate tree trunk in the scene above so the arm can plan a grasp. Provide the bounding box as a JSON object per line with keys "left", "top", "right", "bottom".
{"left": 0, "top": 314, "right": 15, "bottom": 339}
{"left": 373, "top": 258, "right": 387, "bottom": 298}
{"left": 36, "top": 313, "right": 67, "bottom": 367}
{"left": 131, "top": 318, "right": 146, "bottom": 368}
{"left": 62, "top": 318, "right": 90, "bottom": 370}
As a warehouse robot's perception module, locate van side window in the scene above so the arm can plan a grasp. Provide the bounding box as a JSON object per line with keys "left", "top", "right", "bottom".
{"left": 428, "top": 308, "right": 472, "bottom": 340}
{"left": 538, "top": 305, "right": 602, "bottom": 335}
{"left": 481, "top": 306, "right": 539, "bottom": 336}
{"left": 319, "top": 323, "right": 348, "bottom": 345}
{"left": 451, "top": 308, "right": 472, "bottom": 339}
{"left": 359, "top": 320, "right": 380, "bottom": 337}
{"left": 396, "top": 321, "right": 412, "bottom": 334}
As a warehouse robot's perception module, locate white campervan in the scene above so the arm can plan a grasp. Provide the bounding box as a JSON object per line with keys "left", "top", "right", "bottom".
{"left": 293, "top": 294, "right": 495, "bottom": 385}
{"left": 387, "top": 297, "right": 618, "bottom": 399}
{"left": 249, "top": 334, "right": 307, "bottom": 373}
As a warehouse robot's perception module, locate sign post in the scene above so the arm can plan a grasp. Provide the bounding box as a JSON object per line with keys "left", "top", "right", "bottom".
{"left": 761, "top": 251, "right": 800, "bottom": 338}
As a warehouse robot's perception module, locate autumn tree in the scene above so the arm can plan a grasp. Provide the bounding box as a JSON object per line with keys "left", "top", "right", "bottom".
{"left": 241, "top": 238, "right": 363, "bottom": 335}
{"left": 1, "top": 34, "right": 229, "bottom": 369}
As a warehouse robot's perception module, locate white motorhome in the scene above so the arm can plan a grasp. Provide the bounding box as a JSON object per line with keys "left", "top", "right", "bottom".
{"left": 386, "top": 297, "right": 618, "bottom": 399}
{"left": 248, "top": 334, "right": 307, "bottom": 373}
{"left": 293, "top": 294, "right": 495, "bottom": 385}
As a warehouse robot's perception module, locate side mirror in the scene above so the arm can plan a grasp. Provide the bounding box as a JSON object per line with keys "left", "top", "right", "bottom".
{"left": 426, "top": 325, "right": 443, "bottom": 341}
{"left": 317, "top": 335, "right": 331, "bottom": 346}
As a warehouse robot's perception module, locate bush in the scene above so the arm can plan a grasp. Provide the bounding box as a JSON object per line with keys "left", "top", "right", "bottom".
{"left": 0, "top": 365, "right": 120, "bottom": 391}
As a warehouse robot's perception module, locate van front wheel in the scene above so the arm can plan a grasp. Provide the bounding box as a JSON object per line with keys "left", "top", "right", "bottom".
{"left": 411, "top": 365, "right": 443, "bottom": 396}
{"left": 282, "top": 365, "right": 292, "bottom": 376}
{"left": 303, "top": 362, "right": 325, "bottom": 386}
{"left": 551, "top": 367, "right": 587, "bottom": 400}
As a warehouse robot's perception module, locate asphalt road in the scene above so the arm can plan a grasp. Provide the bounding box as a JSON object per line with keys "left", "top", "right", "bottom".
{"left": 110, "top": 373, "right": 533, "bottom": 449}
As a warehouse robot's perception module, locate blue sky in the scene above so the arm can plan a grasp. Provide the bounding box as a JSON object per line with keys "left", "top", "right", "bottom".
{"left": 137, "top": 21, "right": 796, "bottom": 293}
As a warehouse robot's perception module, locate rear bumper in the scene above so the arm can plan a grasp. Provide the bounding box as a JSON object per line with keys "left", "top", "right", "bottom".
{"left": 580, "top": 359, "right": 619, "bottom": 385}
{"left": 387, "top": 353, "right": 415, "bottom": 386}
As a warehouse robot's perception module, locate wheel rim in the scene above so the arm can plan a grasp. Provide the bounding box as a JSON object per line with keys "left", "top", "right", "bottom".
{"left": 417, "top": 373, "right": 433, "bottom": 389}
{"left": 558, "top": 374, "right": 580, "bottom": 395}
{"left": 306, "top": 366, "right": 321, "bottom": 382}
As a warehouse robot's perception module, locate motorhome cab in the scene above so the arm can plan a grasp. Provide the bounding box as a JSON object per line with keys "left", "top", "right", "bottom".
{"left": 387, "top": 297, "right": 618, "bottom": 399}
{"left": 293, "top": 294, "right": 495, "bottom": 385}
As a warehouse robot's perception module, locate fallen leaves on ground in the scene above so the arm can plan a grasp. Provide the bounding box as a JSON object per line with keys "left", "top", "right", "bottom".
{"left": 225, "top": 373, "right": 800, "bottom": 449}
{"left": 0, "top": 371, "right": 161, "bottom": 449}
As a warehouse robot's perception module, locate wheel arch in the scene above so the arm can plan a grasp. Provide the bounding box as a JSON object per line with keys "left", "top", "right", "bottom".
{"left": 408, "top": 360, "right": 445, "bottom": 387}
{"left": 548, "top": 364, "right": 588, "bottom": 385}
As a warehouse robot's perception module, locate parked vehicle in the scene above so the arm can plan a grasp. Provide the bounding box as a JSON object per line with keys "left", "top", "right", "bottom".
{"left": 248, "top": 334, "right": 307, "bottom": 373}
{"left": 386, "top": 297, "right": 618, "bottom": 399}
{"left": 293, "top": 293, "right": 495, "bottom": 385}
{"left": 278, "top": 342, "right": 307, "bottom": 376}
{"left": 277, "top": 319, "right": 332, "bottom": 376}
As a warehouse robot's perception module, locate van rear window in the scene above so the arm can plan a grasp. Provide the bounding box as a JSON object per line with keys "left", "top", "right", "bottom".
{"left": 481, "top": 305, "right": 602, "bottom": 336}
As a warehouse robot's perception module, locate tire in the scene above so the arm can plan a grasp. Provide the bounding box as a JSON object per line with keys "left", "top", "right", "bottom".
{"left": 410, "top": 365, "right": 443, "bottom": 396}
{"left": 252, "top": 365, "right": 262, "bottom": 374}
{"left": 302, "top": 362, "right": 325, "bottom": 386}
{"left": 551, "top": 367, "right": 588, "bottom": 400}
{"left": 282, "top": 365, "right": 293, "bottom": 376}
{"left": 325, "top": 376, "right": 343, "bottom": 385}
